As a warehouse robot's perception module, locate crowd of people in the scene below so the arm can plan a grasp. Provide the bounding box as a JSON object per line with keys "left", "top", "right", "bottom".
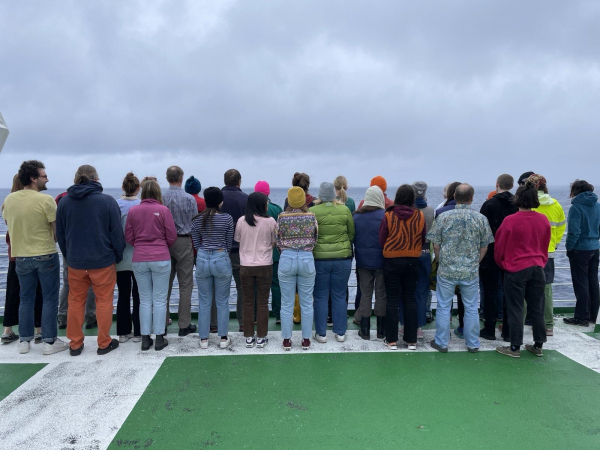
{"left": 2, "top": 160, "right": 599, "bottom": 358}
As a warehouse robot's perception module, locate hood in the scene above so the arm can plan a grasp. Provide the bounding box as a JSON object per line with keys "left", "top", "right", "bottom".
{"left": 67, "top": 181, "right": 103, "bottom": 199}
{"left": 494, "top": 191, "right": 514, "bottom": 203}
{"left": 388, "top": 205, "right": 416, "bottom": 220}
{"left": 537, "top": 192, "right": 556, "bottom": 206}
{"left": 572, "top": 191, "right": 599, "bottom": 206}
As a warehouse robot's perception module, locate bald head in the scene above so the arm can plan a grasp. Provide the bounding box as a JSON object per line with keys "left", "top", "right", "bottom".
{"left": 455, "top": 184, "right": 475, "bottom": 204}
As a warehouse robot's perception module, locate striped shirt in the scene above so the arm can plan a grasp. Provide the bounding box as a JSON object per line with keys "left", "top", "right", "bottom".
{"left": 191, "top": 212, "right": 234, "bottom": 252}
{"left": 162, "top": 186, "right": 197, "bottom": 235}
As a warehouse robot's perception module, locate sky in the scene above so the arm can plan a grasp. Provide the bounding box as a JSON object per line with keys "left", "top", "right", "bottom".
{"left": 0, "top": 0, "right": 599, "bottom": 189}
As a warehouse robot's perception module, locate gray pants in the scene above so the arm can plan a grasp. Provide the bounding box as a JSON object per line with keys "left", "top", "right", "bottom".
{"left": 57, "top": 258, "right": 96, "bottom": 326}
{"left": 166, "top": 236, "right": 194, "bottom": 329}
{"left": 230, "top": 252, "right": 243, "bottom": 328}
{"left": 354, "top": 267, "right": 387, "bottom": 320}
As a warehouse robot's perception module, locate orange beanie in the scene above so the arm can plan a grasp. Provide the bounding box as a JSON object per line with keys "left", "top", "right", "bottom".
{"left": 487, "top": 190, "right": 497, "bottom": 200}
{"left": 370, "top": 176, "right": 387, "bottom": 193}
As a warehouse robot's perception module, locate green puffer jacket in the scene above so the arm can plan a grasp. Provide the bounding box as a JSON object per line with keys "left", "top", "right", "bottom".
{"left": 309, "top": 202, "right": 355, "bottom": 259}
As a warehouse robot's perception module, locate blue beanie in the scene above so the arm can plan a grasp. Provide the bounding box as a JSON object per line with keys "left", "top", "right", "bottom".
{"left": 185, "top": 176, "right": 201, "bottom": 195}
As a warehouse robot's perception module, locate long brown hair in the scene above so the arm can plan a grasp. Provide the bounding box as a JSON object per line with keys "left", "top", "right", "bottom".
{"left": 141, "top": 180, "right": 163, "bottom": 204}
{"left": 11, "top": 174, "right": 24, "bottom": 193}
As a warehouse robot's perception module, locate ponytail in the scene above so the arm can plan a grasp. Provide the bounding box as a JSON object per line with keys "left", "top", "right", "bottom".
{"left": 74, "top": 165, "right": 98, "bottom": 185}
{"left": 334, "top": 175, "right": 349, "bottom": 205}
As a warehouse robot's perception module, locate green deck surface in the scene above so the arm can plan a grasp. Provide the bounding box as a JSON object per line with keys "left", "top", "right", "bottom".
{"left": 0, "top": 363, "right": 46, "bottom": 401}
{"left": 110, "top": 351, "right": 600, "bottom": 449}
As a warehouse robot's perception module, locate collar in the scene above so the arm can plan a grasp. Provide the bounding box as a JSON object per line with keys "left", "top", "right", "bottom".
{"left": 168, "top": 185, "right": 182, "bottom": 190}
{"left": 455, "top": 204, "right": 471, "bottom": 209}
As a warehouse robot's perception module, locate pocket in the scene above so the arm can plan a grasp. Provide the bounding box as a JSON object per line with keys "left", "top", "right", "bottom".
{"left": 301, "top": 257, "right": 316, "bottom": 277}
{"left": 155, "top": 260, "right": 171, "bottom": 273}
{"left": 37, "top": 254, "right": 58, "bottom": 273}
{"left": 214, "top": 255, "right": 232, "bottom": 276}
{"left": 279, "top": 254, "right": 293, "bottom": 273}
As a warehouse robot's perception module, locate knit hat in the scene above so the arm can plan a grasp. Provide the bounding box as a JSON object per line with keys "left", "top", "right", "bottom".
{"left": 518, "top": 171, "right": 535, "bottom": 185}
{"left": 363, "top": 186, "right": 385, "bottom": 209}
{"left": 184, "top": 176, "right": 201, "bottom": 195}
{"left": 318, "top": 182, "right": 336, "bottom": 202}
{"left": 412, "top": 181, "right": 427, "bottom": 198}
{"left": 370, "top": 176, "right": 387, "bottom": 193}
{"left": 254, "top": 181, "right": 270, "bottom": 196}
{"left": 204, "top": 187, "right": 224, "bottom": 208}
{"left": 288, "top": 187, "right": 306, "bottom": 208}
{"left": 487, "top": 190, "right": 497, "bottom": 200}
{"left": 527, "top": 174, "right": 547, "bottom": 191}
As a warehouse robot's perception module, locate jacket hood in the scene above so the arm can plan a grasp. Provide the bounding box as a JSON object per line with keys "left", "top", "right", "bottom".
{"left": 572, "top": 191, "right": 599, "bottom": 206}
{"left": 494, "top": 191, "right": 514, "bottom": 204}
{"left": 537, "top": 192, "right": 556, "bottom": 206}
{"left": 388, "top": 205, "right": 416, "bottom": 220}
{"left": 67, "top": 181, "right": 103, "bottom": 199}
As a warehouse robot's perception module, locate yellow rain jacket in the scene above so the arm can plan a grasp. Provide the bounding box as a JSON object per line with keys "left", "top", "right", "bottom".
{"left": 533, "top": 192, "right": 566, "bottom": 256}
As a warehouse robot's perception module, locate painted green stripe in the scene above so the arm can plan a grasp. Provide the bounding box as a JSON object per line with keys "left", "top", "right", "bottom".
{"left": 0, "top": 363, "right": 46, "bottom": 401}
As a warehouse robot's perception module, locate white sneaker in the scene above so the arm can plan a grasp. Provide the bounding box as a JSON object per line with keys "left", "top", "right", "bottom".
{"left": 313, "top": 332, "right": 327, "bottom": 343}
{"left": 43, "top": 338, "right": 69, "bottom": 355}
{"left": 219, "top": 337, "right": 232, "bottom": 349}
{"left": 407, "top": 343, "right": 417, "bottom": 351}
{"left": 132, "top": 335, "right": 142, "bottom": 343}
{"left": 200, "top": 339, "right": 209, "bottom": 350}
{"left": 246, "top": 336, "right": 256, "bottom": 348}
{"left": 256, "top": 337, "right": 268, "bottom": 348}
{"left": 119, "top": 333, "right": 134, "bottom": 343}
{"left": 334, "top": 333, "right": 346, "bottom": 342}
{"left": 18, "top": 340, "right": 30, "bottom": 354}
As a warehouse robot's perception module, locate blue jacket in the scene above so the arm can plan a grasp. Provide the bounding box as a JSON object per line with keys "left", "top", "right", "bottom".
{"left": 566, "top": 192, "right": 600, "bottom": 251}
{"left": 56, "top": 181, "right": 126, "bottom": 270}
{"left": 353, "top": 209, "right": 385, "bottom": 269}
{"left": 221, "top": 186, "right": 249, "bottom": 252}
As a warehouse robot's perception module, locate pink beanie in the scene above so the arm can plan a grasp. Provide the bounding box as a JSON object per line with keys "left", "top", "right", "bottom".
{"left": 254, "top": 181, "right": 270, "bottom": 196}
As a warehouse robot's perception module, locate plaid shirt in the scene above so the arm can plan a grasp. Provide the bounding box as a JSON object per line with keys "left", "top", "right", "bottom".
{"left": 162, "top": 186, "right": 197, "bottom": 235}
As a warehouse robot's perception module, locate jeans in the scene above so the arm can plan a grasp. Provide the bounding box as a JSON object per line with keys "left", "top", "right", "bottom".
{"left": 435, "top": 275, "right": 480, "bottom": 349}
{"left": 279, "top": 250, "right": 315, "bottom": 339}
{"left": 568, "top": 249, "right": 600, "bottom": 322}
{"left": 3, "top": 260, "right": 42, "bottom": 328}
{"left": 15, "top": 253, "right": 60, "bottom": 343}
{"left": 504, "top": 266, "right": 547, "bottom": 347}
{"left": 116, "top": 270, "right": 140, "bottom": 336}
{"left": 240, "top": 265, "right": 272, "bottom": 338}
{"left": 400, "top": 251, "right": 430, "bottom": 328}
{"left": 133, "top": 261, "right": 171, "bottom": 336}
{"left": 314, "top": 259, "right": 352, "bottom": 336}
{"left": 196, "top": 250, "right": 232, "bottom": 339}
{"left": 58, "top": 257, "right": 96, "bottom": 326}
{"left": 384, "top": 257, "right": 418, "bottom": 344}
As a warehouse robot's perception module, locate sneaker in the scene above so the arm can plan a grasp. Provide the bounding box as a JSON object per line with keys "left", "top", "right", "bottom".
{"left": 467, "top": 347, "right": 479, "bottom": 353}
{"left": 283, "top": 339, "right": 292, "bottom": 351}
{"left": 454, "top": 327, "right": 464, "bottom": 339}
{"left": 70, "top": 343, "right": 84, "bottom": 356}
{"left": 85, "top": 320, "right": 98, "bottom": 330}
{"left": 525, "top": 344, "right": 543, "bottom": 357}
{"left": 97, "top": 338, "right": 120, "bottom": 355}
{"left": 334, "top": 333, "right": 346, "bottom": 342}
{"left": 301, "top": 338, "right": 310, "bottom": 350}
{"left": 200, "top": 339, "right": 209, "bottom": 350}
{"left": 417, "top": 328, "right": 424, "bottom": 340}
{"left": 429, "top": 339, "right": 448, "bottom": 353}
{"left": 546, "top": 328, "right": 554, "bottom": 336}
{"left": 384, "top": 339, "right": 398, "bottom": 350}
{"left": 496, "top": 346, "right": 520, "bottom": 358}
{"left": 18, "top": 340, "right": 30, "bottom": 354}
{"left": 43, "top": 337, "right": 69, "bottom": 355}
{"left": 407, "top": 343, "right": 417, "bottom": 351}
{"left": 179, "top": 324, "right": 198, "bottom": 336}
{"left": 132, "top": 335, "right": 142, "bottom": 343}
{"left": 210, "top": 326, "right": 218, "bottom": 334}
{"left": 563, "top": 317, "right": 589, "bottom": 327}
{"left": 119, "top": 333, "right": 134, "bottom": 343}
{"left": 425, "top": 311, "right": 433, "bottom": 323}
{"left": 246, "top": 337, "right": 256, "bottom": 348}
{"left": 313, "top": 332, "right": 327, "bottom": 344}
{"left": 219, "top": 337, "right": 232, "bottom": 349}
{"left": 256, "top": 337, "right": 268, "bottom": 348}
{"left": 1, "top": 332, "right": 19, "bottom": 344}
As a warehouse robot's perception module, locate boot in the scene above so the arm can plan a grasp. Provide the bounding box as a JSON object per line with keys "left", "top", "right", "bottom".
{"left": 141, "top": 335, "right": 154, "bottom": 351}
{"left": 358, "top": 316, "right": 370, "bottom": 340}
{"left": 155, "top": 335, "right": 168, "bottom": 351}
{"left": 376, "top": 316, "right": 385, "bottom": 340}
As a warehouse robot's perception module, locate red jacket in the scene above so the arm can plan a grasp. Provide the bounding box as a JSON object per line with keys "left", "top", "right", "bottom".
{"left": 192, "top": 194, "right": 206, "bottom": 213}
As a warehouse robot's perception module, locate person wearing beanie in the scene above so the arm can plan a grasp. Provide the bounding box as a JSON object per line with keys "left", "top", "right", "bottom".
{"left": 191, "top": 187, "right": 234, "bottom": 350}
{"left": 358, "top": 176, "right": 394, "bottom": 209}
{"left": 353, "top": 186, "right": 387, "bottom": 340}
{"left": 310, "top": 182, "right": 355, "bottom": 343}
{"left": 276, "top": 187, "right": 318, "bottom": 350}
{"left": 254, "top": 181, "right": 284, "bottom": 323}
{"left": 185, "top": 176, "right": 206, "bottom": 213}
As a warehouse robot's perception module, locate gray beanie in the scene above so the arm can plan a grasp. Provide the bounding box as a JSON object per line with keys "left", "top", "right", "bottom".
{"left": 318, "top": 182, "right": 336, "bottom": 202}
{"left": 412, "top": 181, "right": 428, "bottom": 199}
{"left": 363, "top": 186, "right": 385, "bottom": 209}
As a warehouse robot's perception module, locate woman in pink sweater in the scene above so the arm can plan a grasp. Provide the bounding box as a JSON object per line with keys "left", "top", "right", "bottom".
{"left": 125, "top": 180, "right": 177, "bottom": 351}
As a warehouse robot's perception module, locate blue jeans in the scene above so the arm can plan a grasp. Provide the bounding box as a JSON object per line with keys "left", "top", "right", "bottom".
{"left": 15, "top": 253, "right": 60, "bottom": 343}
{"left": 314, "top": 259, "right": 352, "bottom": 336}
{"left": 196, "top": 250, "right": 232, "bottom": 339}
{"left": 435, "top": 275, "right": 480, "bottom": 349}
{"left": 400, "top": 251, "right": 431, "bottom": 328}
{"left": 133, "top": 260, "right": 171, "bottom": 336}
{"left": 278, "top": 250, "right": 316, "bottom": 339}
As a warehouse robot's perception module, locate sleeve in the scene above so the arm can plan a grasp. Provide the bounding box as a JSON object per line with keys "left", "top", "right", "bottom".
{"left": 56, "top": 201, "right": 67, "bottom": 258}
{"left": 225, "top": 215, "right": 234, "bottom": 253}
{"left": 270, "top": 218, "right": 276, "bottom": 244}
{"left": 191, "top": 217, "right": 202, "bottom": 249}
{"left": 109, "top": 199, "right": 126, "bottom": 264}
{"left": 275, "top": 218, "right": 282, "bottom": 251}
{"left": 426, "top": 218, "right": 441, "bottom": 245}
{"left": 552, "top": 204, "right": 567, "bottom": 250}
{"left": 480, "top": 217, "right": 494, "bottom": 247}
{"left": 124, "top": 211, "right": 135, "bottom": 246}
{"left": 188, "top": 196, "right": 197, "bottom": 221}
{"left": 494, "top": 224, "right": 507, "bottom": 269}
{"left": 164, "top": 209, "right": 178, "bottom": 247}
{"left": 234, "top": 220, "right": 242, "bottom": 243}
{"left": 565, "top": 206, "right": 581, "bottom": 251}
{"left": 45, "top": 196, "right": 57, "bottom": 223}
{"left": 378, "top": 213, "right": 389, "bottom": 248}
{"left": 346, "top": 208, "right": 355, "bottom": 243}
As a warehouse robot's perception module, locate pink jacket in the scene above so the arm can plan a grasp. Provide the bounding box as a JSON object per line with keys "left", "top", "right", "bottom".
{"left": 125, "top": 199, "right": 177, "bottom": 262}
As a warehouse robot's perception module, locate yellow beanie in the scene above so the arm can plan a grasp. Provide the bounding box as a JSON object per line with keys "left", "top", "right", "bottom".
{"left": 288, "top": 187, "right": 306, "bottom": 208}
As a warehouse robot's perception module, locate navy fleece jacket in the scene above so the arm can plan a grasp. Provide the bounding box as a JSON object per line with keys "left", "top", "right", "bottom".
{"left": 56, "top": 181, "right": 125, "bottom": 269}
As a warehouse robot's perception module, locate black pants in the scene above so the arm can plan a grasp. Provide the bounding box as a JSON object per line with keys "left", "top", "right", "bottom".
{"left": 384, "top": 257, "right": 418, "bottom": 344}
{"left": 354, "top": 270, "right": 361, "bottom": 311}
{"left": 456, "top": 292, "right": 464, "bottom": 328}
{"left": 116, "top": 270, "right": 141, "bottom": 336}
{"left": 480, "top": 266, "right": 501, "bottom": 335}
{"left": 3, "top": 260, "right": 43, "bottom": 328}
{"left": 569, "top": 249, "right": 600, "bottom": 322}
{"left": 504, "top": 266, "right": 546, "bottom": 347}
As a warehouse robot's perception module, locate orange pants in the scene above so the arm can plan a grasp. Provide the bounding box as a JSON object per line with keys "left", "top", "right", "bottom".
{"left": 67, "top": 265, "right": 116, "bottom": 350}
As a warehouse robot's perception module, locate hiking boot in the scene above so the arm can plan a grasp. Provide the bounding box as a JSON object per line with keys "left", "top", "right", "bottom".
{"left": 313, "top": 332, "right": 327, "bottom": 343}
{"left": 256, "top": 337, "right": 268, "bottom": 348}
{"left": 283, "top": 338, "right": 292, "bottom": 351}
{"left": 496, "top": 346, "right": 520, "bottom": 358}
{"left": 525, "top": 344, "right": 543, "bottom": 357}
{"left": 429, "top": 339, "right": 448, "bottom": 353}
{"left": 155, "top": 335, "right": 168, "bottom": 351}
{"left": 246, "top": 336, "right": 256, "bottom": 348}
{"left": 301, "top": 338, "right": 310, "bottom": 350}
{"left": 141, "top": 335, "right": 154, "bottom": 351}
{"left": 1, "top": 332, "right": 19, "bottom": 344}
{"left": 18, "top": 340, "right": 30, "bottom": 354}
{"left": 97, "top": 339, "right": 119, "bottom": 355}
{"left": 178, "top": 324, "right": 197, "bottom": 336}
{"left": 70, "top": 343, "right": 84, "bottom": 356}
{"left": 376, "top": 316, "right": 385, "bottom": 340}
{"left": 358, "top": 317, "right": 370, "bottom": 340}
{"left": 563, "top": 317, "right": 589, "bottom": 327}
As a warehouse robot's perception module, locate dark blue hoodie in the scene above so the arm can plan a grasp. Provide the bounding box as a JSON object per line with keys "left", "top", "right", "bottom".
{"left": 566, "top": 191, "right": 600, "bottom": 251}
{"left": 56, "top": 181, "right": 125, "bottom": 270}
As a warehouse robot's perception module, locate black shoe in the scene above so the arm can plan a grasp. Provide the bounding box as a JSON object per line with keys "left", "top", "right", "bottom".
{"left": 97, "top": 339, "right": 119, "bottom": 355}
{"left": 70, "top": 343, "right": 84, "bottom": 356}
{"left": 85, "top": 320, "right": 98, "bottom": 329}
{"left": 425, "top": 311, "right": 433, "bottom": 323}
{"left": 479, "top": 331, "right": 497, "bottom": 341}
{"left": 358, "top": 317, "right": 371, "bottom": 340}
{"left": 141, "top": 335, "right": 154, "bottom": 351}
{"left": 178, "top": 324, "right": 197, "bottom": 336}
{"left": 1, "top": 332, "right": 19, "bottom": 344}
{"left": 155, "top": 335, "right": 168, "bottom": 351}
{"left": 210, "top": 326, "right": 218, "bottom": 334}
{"left": 58, "top": 323, "right": 67, "bottom": 330}
{"left": 376, "top": 316, "right": 385, "bottom": 339}
{"left": 430, "top": 339, "right": 448, "bottom": 353}
{"left": 563, "top": 317, "right": 590, "bottom": 327}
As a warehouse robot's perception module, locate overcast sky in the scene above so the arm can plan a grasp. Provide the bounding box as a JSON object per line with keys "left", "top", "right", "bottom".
{"left": 1, "top": 1, "right": 599, "bottom": 189}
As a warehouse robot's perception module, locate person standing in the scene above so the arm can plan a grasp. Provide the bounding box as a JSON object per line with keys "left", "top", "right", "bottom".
{"left": 495, "top": 182, "right": 551, "bottom": 358}
{"left": 56, "top": 165, "right": 125, "bottom": 356}
{"left": 220, "top": 169, "right": 248, "bottom": 331}
{"left": 163, "top": 166, "right": 197, "bottom": 336}
{"left": 125, "top": 180, "right": 177, "bottom": 351}
{"left": 357, "top": 176, "right": 394, "bottom": 209}
{"left": 2, "top": 162, "right": 67, "bottom": 354}
{"left": 563, "top": 180, "right": 600, "bottom": 327}
{"left": 334, "top": 175, "right": 356, "bottom": 213}
{"left": 427, "top": 184, "right": 494, "bottom": 353}
{"left": 276, "top": 187, "right": 318, "bottom": 350}
{"left": 310, "top": 182, "right": 355, "bottom": 343}
{"left": 185, "top": 175, "right": 206, "bottom": 213}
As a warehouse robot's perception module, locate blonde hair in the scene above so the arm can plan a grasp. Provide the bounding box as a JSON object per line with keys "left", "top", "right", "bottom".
{"left": 334, "top": 175, "right": 348, "bottom": 205}
{"left": 74, "top": 165, "right": 99, "bottom": 185}
{"left": 141, "top": 179, "right": 163, "bottom": 204}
